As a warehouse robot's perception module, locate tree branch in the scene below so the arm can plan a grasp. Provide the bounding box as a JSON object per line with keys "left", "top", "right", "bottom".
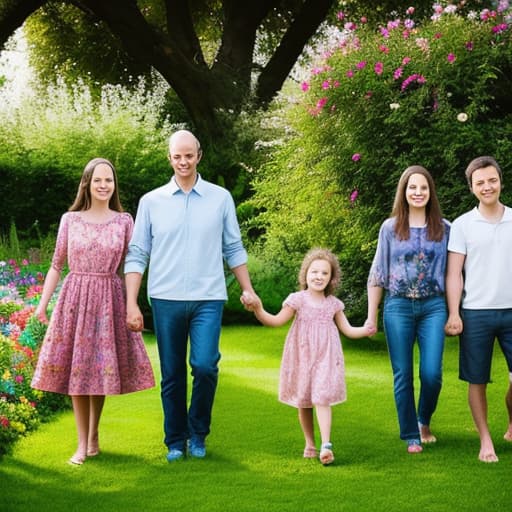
{"left": 0, "top": 0, "right": 47, "bottom": 50}
{"left": 255, "top": 0, "right": 336, "bottom": 106}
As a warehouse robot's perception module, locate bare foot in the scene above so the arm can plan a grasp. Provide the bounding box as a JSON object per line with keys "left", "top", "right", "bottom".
{"left": 303, "top": 446, "right": 317, "bottom": 458}
{"left": 479, "top": 440, "right": 498, "bottom": 463}
{"left": 419, "top": 424, "right": 437, "bottom": 444}
{"left": 503, "top": 429, "right": 512, "bottom": 442}
{"left": 68, "top": 452, "right": 86, "bottom": 465}
{"left": 87, "top": 434, "right": 100, "bottom": 456}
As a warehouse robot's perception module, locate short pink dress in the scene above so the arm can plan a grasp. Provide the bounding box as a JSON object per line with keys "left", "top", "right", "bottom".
{"left": 32, "top": 212, "right": 155, "bottom": 395}
{"left": 278, "top": 291, "right": 346, "bottom": 408}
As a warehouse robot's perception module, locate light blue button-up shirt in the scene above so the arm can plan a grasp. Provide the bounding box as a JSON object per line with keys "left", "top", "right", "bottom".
{"left": 124, "top": 174, "right": 248, "bottom": 300}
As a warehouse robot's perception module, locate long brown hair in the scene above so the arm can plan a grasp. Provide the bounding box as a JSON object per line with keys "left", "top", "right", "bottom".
{"left": 391, "top": 165, "right": 445, "bottom": 241}
{"left": 69, "top": 157, "right": 123, "bottom": 212}
{"left": 298, "top": 247, "right": 341, "bottom": 296}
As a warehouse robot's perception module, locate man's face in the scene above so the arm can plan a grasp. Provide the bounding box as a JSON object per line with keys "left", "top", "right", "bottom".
{"left": 168, "top": 134, "right": 201, "bottom": 181}
{"left": 471, "top": 165, "right": 501, "bottom": 207}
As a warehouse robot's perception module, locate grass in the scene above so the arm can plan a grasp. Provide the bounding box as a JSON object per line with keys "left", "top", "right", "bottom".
{"left": 1, "top": 325, "right": 511, "bottom": 512}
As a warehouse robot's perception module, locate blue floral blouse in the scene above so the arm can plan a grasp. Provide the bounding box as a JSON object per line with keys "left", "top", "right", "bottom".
{"left": 367, "top": 217, "right": 450, "bottom": 299}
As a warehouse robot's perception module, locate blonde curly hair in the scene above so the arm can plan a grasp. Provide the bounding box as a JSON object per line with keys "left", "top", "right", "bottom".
{"left": 298, "top": 248, "right": 341, "bottom": 296}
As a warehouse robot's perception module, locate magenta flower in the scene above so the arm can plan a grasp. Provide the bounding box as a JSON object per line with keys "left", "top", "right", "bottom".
{"left": 316, "top": 97, "right": 328, "bottom": 110}
{"left": 406, "top": 6, "right": 415, "bottom": 15}
{"left": 356, "top": 61, "right": 367, "bottom": 70}
{"left": 393, "top": 67, "right": 403, "bottom": 80}
{"left": 380, "top": 27, "right": 390, "bottom": 38}
{"left": 465, "top": 41, "right": 474, "bottom": 51}
{"left": 352, "top": 153, "right": 361, "bottom": 162}
{"left": 374, "top": 62, "right": 384, "bottom": 75}
{"left": 379, "top": 44, "right": 390, "bottom": 53}
{"left": 447, "top": 53, "right": 456, "bottom": 63}
{"left": 337, "top": 11, "right": 345, "bottom": 20}
{"left": 346, "top": 69, "right": 354, "bottom": 78}
{"left": 301, "top": 82, "right": 310, "bottom": 92}
{"left": 15, "top": 375, "right": 24, "bottom": 383}
{"left": 401, "top": 73, "right": 426, "bottom": 91}
{"left": 350, "top": 189, "right": 359, "bottom": 203}
{"left": 492, "top": 23, "right": 508, "bottom": 34}
{"left": 402, "top": 57, "right": 411, "bottom": 65}
{"left": 322, "top": 80, "right": 330, "bottom": 90}
{"left": 344, "top": 22, "right": 357, "bottom": 31}
{"left": 360, "top": 16, "right": 367, "bottom": 24}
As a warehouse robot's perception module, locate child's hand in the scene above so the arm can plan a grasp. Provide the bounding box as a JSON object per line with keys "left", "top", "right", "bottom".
{"left": 364, "top": 319, "right": 377, "bottom": 336}
{"left": 240, "top": 291, "right": 262, "bottom": 312}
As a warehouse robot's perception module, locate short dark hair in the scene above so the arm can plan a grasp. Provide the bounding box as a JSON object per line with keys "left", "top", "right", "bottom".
{"left": 465, "top": 156, "right": 502, "bottom": 188}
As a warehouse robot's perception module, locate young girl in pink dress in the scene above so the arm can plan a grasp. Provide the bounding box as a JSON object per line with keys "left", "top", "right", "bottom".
{"left": 246, "top": 248, "right": 375, "bottom": 465}
{"left": 31, "top": 158, "right": 155, "bottom": 465}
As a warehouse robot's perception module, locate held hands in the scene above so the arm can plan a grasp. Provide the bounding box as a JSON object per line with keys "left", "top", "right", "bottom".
{"left": 126, "top": 304, "right": 144, "bottom": 332}
{"left": 240, "top": 290, "right": 262, "bottom": 312}
{"left": 363, "top": 318, "right": 378, "bottom": 337}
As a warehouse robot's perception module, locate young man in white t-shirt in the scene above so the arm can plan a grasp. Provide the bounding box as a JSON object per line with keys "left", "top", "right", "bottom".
{"left": 445, "top": 155, "right": 512, "bottom": 463}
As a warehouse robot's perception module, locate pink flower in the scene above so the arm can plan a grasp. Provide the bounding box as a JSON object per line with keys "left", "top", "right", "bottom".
{"left": 492, "top": 23, "right": 508, "bottom": 34}
{"left": 393, "top": 67, "right": 403, "bottom": 80}
{"left": 356, "top": 61, "right": 367, "bottom": 70}
{"left": 301, "top": 82, "right": 310, "bottom": 92}
{"left": 344, "top": 22, "right": 357, "bottom": 31}
{"left": 337, "top": 11, "right": 345, "bottom": 20}
{"left": 402, "top": 57, "right": 411, "bottom": 65}
{"left": 22, "top": 259, "right": 29, "bottom": 266}
{"left": 380, "top": 27, "right": 390, "bottom": 38}
{"left": 360, "top": 16, "right": 367, "bottom": 24}
{"left": 316, "top": 97, "right": 328, "bottom": 109}
{"left": 465, "top": 41, "right": 474, "bottom": 51}
{"left": 322, "top": 80, "right": 330, "bottom": 90}
{"left": 346, "top": 70, "right": 354, "bottom": 78}
{"left": 406, "top": 6, "right": 415, "bottom": 15}
{"left": 15, "top": 375, "right": 24, "bottom": 383}
{"left": 374, "top": 62, "right": 384, "bottom": 75}
{"left": 352, "top": 153, "right": 361, "bottom": 162}
{"left": 350, "top": 189, "right": 359, "bottom": 203}
{"left": 434, "top": 32, "right": 443, "bottom": 39}
{"left": 379, "top": 45, "right": 390, "bottom": 53}
{"left": 447, "top": 53, "right": 456, "bottom": 63}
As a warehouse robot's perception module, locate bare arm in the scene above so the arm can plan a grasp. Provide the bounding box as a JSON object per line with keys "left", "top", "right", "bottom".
{"left": 34, "top": 267, "right": 61, "bottom": 323}
{"left": 445, "top": 251, "right": 465, "bottom": 335}
{"left": 125, "top": 271, "right": 144, "bottom": 331}
{"left": 231, "top": 263, "right": 255, "bottom": 295}
{"left": 335, "top": 310, "right": 376, "bottom": 338}
{"left": 365, "top": 285, "right": 383, "bottom": 333}
{"left": 249, "top": 293, "right": 295, "bottom": 327}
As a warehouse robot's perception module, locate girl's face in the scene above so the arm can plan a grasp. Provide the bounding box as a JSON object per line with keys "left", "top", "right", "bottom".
{"left": 306, "top": 258, "right": 332, "bottom": 293}
{"left": 405, "top": 173, "right": 430, "bottom": 210}
{"left": 89, "top": 163, "right": 115, "bottom": 204}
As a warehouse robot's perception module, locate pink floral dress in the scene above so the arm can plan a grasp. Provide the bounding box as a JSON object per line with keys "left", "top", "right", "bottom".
{"left": 32, "top": 212, "right": 155, "bottom": 395}
{"left": 278, "top": 291, "right": 346, "bottom": 408}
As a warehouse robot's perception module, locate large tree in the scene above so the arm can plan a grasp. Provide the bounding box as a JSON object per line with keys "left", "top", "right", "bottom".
{"left": 0, "top": 0, "right": 339, "bottom": 142}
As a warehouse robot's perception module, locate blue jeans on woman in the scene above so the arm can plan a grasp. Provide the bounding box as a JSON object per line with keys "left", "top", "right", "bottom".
{"left": 383, "top": 294, "right": 447, "bottom": 441}
{"left": 151, "top": 298, "right": 224, "bottom": 450}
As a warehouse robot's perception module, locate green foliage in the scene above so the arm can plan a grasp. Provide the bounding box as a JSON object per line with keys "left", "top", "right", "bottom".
{"left": 0, "top": 75, "right": 176, "bottom": 237}
{"left": 246, "top": 4, "right": 512, "bottom": 322}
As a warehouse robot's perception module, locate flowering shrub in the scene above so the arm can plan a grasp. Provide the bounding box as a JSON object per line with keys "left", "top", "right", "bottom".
{"left": 0, "top": 259, "right": 68, "bottom": 456}
{"left": 248, "top": 2, "right": 512, "bottom": 322}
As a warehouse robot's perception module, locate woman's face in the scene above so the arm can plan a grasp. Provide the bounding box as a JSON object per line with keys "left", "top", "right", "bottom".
{"left": 405, "top": 173, "right": 430, "bottom": 210}
{"left": 89, "top": 163, "right": 115, "bottom": 204}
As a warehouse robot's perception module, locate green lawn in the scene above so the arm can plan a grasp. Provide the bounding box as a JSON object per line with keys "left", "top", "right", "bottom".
{"left": 1, "top": 325, "right": 510, "bottom": 511}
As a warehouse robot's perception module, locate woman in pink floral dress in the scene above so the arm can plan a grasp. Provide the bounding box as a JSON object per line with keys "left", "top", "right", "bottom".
{"left": 32, "top": 157, "right": 155, "bottom": 465}
{"left": 245, "top": 248, "right": 375, "bottom": 465}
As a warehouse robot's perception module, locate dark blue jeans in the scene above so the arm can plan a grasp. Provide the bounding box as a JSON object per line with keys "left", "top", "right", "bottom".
{"left": 151, "top": 298, "right": 224, "bottom": 450}
{"left": 383, "top": 295, "right": 447, "bottom": 441}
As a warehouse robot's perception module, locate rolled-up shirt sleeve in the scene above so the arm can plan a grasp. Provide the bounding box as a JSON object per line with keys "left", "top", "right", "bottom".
{"left": 124, "top": 197, "right": 151, "bottom": 275}
{"left": 222, "top": 194, "right": 248, "bottom": 269}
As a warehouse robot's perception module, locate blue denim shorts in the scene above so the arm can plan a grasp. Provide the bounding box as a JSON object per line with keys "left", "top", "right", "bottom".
{"left": 459, "top": 308, "right": 512, "bottom": 383}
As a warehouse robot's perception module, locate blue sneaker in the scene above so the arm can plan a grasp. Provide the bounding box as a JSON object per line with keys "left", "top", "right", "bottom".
{"left": 188, "top": 438, "right": 206, "bottom": 458}
{"left": 166, "top": 448, "right": 184, "bottom": 462}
